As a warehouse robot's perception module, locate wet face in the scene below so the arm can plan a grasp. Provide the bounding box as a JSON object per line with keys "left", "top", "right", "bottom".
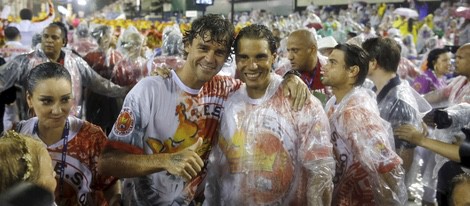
{"left": 433, "top": 52, "right": 452, "bottom": 76}
{"left": 287, "top": 35, "right": 316, "bottom": 72}
{"left": 321, "top": 49, "right": 350, "bottom": 88}
{"left": 35, "top": 145, "right": 57, "bottom": 193}
{"left": 236, "top": 38, "right": 276, "bottom": 98}
{"left": 455, "top": 47, "right": 470, "bottom": 78}
{"left": 183, "top": 33, "right": 229, "bottom": 88}
{"left": 27, "top": 78, "right": 72, "bottom": 130}
{"left": 41, "top": 26, "right": 65, "bottom": 59}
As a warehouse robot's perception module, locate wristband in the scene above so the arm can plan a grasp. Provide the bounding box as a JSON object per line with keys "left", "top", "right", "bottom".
{"left": 283, "top": 70, "right": 301, "bottom": 79}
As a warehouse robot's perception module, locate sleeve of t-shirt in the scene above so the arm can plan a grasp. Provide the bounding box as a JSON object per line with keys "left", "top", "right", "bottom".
{"left": 105, "top": 79, "right": 152, "bottom": 154}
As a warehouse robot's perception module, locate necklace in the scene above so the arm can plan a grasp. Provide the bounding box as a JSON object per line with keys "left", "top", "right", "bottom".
{"left": 34, "top": 119, "right": 70, "bottom": 196}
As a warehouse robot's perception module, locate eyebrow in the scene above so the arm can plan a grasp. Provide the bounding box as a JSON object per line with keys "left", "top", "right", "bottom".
{"left": 38, "top": 93, "right": 72, "bottom": 98}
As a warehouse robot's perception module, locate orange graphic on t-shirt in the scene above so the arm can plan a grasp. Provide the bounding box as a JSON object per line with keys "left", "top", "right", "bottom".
{"left": 114, "top": 108, "right": 134, "bottom": 136}
{"left": 147, "top": 103, "right": 199, "bottom": 154}
{"left": 219, "top": 130, "right": 294, "bottom": 204}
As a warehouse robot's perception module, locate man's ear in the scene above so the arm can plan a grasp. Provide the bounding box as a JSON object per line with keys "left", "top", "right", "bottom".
{"left": 369, "top": 59, "right": 377, "bottom": 72}
{"left": 183, "top": 41, "right": 190, "bottom": 53}
{"left": 308, "top": 45, "right": 317, "bottom": 54}
{"left": 348, "top": 65, "right": 360, "bottom": 78}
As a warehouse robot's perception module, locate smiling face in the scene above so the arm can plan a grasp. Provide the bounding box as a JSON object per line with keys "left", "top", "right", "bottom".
{"left": 182, "top": 33, "right": 229, "bottom": 89}
{"left": 236, "top": 38, "right": 276, "bottom": 99}
{"left": 27, "top": 78, "right": 73, "bottom": 130}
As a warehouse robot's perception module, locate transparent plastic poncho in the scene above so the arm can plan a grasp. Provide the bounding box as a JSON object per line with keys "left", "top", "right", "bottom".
{"left": 377, "top": 80, "right": 432, "bottom": 149}
{"left": 113, "top": 26, "right": 148, "bottom": 86}
{"left": 149, "top": 24, "right": 185, "bottom": 74}
{"left": 432, "top": 103, "right": 470, "bottom": 177}
{"left": 0, "top": 47, "right": 127, "bottom": 117}
{"left": 325, "top": 87, "right": 407, "bottom": 206}
{"left": 204, "top": 74, "right": 335, "bottom": 206}
{"left": 70, "top": 22, "right": 98, "bottom": 57}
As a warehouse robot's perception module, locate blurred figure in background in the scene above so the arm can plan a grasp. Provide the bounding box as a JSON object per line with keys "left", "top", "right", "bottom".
{"left": 83, "top": 25, "right": 122, "bottom": 133}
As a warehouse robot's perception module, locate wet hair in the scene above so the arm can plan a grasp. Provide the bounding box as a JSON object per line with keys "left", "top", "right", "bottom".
{"left": 0, "top": 131, "right": 43, "bottom": 193}
{"left": 26, "top": 62, "right": 72, "bottom": 95}
{"left": 90, "top": 25, "right": 112, "bottom": 45}
{"left": 333, "top": 43, "right": 369, "bottom": 86}
{"left": 19, "top": 9, "right": 32, "bottom": 20}
{"left": 182, "top": 14, "right": 234, "bottom": 61}
{"left": 46, "top": 22, "right": 68, "bottom": 47}
{"left": 234, "top": 24, "right": 277, "bottom": 54}
{"left": 4, "top": 27, "right": 20, "bottom": 41}
{"left": 427, "top": 48, "right": 450, "bottom": 71}
{"left": 362, "top": 37, "right": 401, "bottom": 73}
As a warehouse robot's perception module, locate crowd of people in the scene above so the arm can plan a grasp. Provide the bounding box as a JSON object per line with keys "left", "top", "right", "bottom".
{"left": 0, "top": 0, "right": 469, "bottom": 206}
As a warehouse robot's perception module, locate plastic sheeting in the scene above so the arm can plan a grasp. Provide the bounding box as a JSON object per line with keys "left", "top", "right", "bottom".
{"left": 113, "top": 26, "right": 148, "bottom": 86}
{"left": 161, "top": 24, "right": 183, "bottom": 56}
{"left": 377, "top": 79, "right": 432, "bottom": 149}
{"left": 0, "top": 47, "right": 127, "bottom": 117}
{"left": 325, "top": 87, "right": 407, "bottom": 206}
{"left": 432, "top": 103, "right": 470, "bottom": 176}
{"left": 149, "top": 24, "right": 185, "bottom": 74}
{"left": 204, "top": 74, "right": 335, "bottom": 206}
{"left": 70, "top": 22, "right": 98, "bottom": 57}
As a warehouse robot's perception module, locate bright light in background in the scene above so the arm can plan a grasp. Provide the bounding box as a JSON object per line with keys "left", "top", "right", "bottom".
{"left": 57, "top": 5, "right": 70, "bottom": 16}
{"left": 77, "top": 0, "right": 87, "bottom": 6}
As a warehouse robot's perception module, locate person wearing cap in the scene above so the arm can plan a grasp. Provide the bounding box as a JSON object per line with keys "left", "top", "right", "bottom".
{"left": 317, "top": 36, "right": 338, "bottom": 56}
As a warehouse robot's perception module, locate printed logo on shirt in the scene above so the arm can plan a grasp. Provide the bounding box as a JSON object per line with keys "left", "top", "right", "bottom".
{"left": 114, "top": 107, "right": 135, "bottom": 136}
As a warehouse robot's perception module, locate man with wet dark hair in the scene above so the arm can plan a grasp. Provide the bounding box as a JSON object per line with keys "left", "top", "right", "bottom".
{"left": 98, "top": 15, "right": 308, "bottom": 205}
{"left": 322, "top": 43, "right": 407, "bottom": 205}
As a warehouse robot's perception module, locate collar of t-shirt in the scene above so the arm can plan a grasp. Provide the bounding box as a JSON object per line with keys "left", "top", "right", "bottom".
{"left": 376, "top": 75, "right": 401, "bottom": 104}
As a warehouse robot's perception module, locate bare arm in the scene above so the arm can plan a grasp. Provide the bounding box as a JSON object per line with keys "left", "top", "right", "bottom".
{"left": 98, "top": 138, "right": 204, "bottom": 181}
{"left": 395, "top": 124, "right": 460, "bottom": 162}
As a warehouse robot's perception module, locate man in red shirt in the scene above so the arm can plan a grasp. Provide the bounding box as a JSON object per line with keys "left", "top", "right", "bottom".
{"left": 286, "top": 29, "right": 331, "bottom": 104}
